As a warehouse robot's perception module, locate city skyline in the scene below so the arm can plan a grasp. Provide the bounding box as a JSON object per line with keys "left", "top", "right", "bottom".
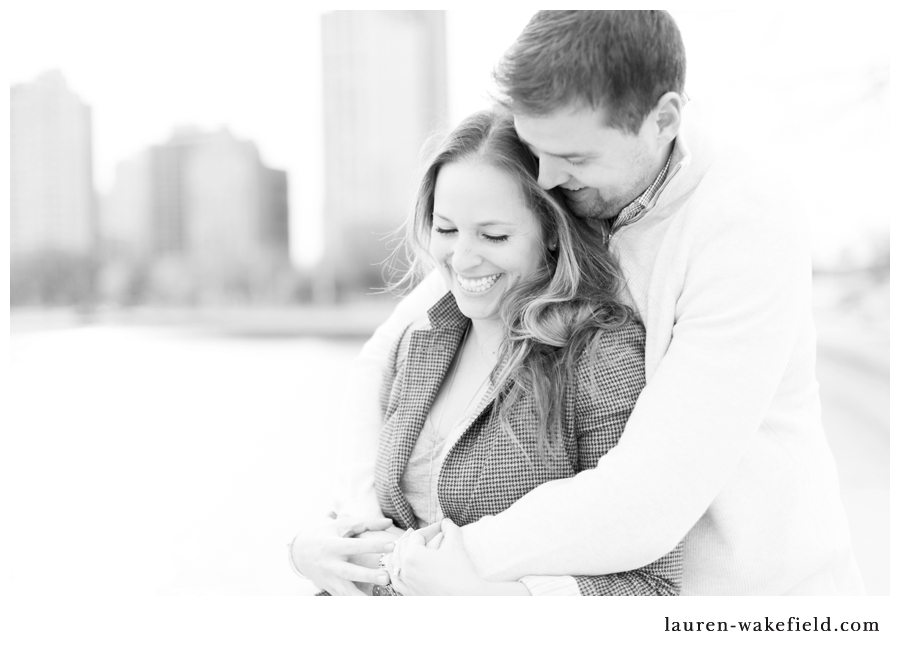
{"left": 7, "top": 7, "right": 891, "bottom": 270}
{"left": 10, "top": 66, "right": 294, "bottom": 306}
{"left": 6, "top": 6, "right": 541, "bottom": 269}
{"left": 101, "top": 125, "right": 291, "bottom": 304}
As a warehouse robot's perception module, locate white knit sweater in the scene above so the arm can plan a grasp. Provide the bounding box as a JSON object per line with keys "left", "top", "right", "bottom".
{"left": 332, "top": 103, "right": 864, "bottom": 595}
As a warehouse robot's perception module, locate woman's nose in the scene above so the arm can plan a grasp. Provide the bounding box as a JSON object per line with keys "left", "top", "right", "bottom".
{"left": 450, "top": 238, "right": 482, "bottom": 273}
{"left": 537, "top": 155, "right": 569, "bottom": 190}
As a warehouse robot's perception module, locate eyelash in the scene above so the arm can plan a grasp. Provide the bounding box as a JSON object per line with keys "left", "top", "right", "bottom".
{"left": 568, "top": 159, "right": 586, "bottom": 167}
{"left": 433, "top": 227, "right": 508, "bottom": 243}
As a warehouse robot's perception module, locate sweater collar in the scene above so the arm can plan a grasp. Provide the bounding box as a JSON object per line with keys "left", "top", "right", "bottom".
{"left": 610, "top": 146, "right": 674, "bottom": 235}
{"left": 651, "top": 99, "right": 714, "bottom": 209}
{"left": 608, "top": 99, "right": 715, "bottom": 237}
{"left": 610, "top": 97, "right": 696, "bottom": 234}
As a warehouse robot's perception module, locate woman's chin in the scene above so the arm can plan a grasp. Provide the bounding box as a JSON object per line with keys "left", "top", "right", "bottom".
{"left": 453, "top": 296, "right": 501, "bottom": 323}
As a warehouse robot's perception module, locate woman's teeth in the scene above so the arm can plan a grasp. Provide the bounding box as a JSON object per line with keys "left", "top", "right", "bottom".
{"left": 456, "top": 273, "right": 501, "bottom": 293}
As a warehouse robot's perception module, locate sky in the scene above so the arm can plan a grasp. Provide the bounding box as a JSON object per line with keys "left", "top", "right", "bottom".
{"left": 7, "top": 3, "right": 891, "bottom": 267}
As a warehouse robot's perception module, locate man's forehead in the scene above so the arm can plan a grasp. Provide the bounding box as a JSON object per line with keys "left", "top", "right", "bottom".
{"left": 513, "top": 107, "right": 610, "bottom": 157}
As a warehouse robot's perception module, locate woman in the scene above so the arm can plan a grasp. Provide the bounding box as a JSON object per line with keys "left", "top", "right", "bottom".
{"left": 292, "top": 109, "right": 683, "bottom": 595}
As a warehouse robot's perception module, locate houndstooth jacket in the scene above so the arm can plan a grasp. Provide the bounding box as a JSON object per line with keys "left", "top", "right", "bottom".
{"left": 374, "top": 292, "right": 684, "bottom": 596}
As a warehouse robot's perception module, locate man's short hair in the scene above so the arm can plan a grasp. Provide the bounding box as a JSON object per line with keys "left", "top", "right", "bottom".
{"left": 494, "top": 11, "right": 686, "bottom": 134}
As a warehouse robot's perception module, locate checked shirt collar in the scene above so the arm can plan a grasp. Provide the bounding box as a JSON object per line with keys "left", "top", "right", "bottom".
{"left": 609, "top": 144, "right": 674, "bottom": 237}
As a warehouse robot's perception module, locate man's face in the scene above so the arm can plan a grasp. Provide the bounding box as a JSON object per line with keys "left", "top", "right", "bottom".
{"left": 514, "top": 104, "right": 661, "bottom": 220}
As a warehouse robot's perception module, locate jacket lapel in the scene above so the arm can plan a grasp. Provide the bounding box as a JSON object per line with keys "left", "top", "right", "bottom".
{"left": 453, "top": 353, "right": 511, "bottom": 434}
{"left": 385, "top": 305, "right": 467, "bottom": 529}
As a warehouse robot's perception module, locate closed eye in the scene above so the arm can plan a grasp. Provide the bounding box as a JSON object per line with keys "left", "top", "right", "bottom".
{"left": 434, "top": 226, "right": 456, "bottom": 235}
{"left": 483, "top": 234, "right": 509, "bottom": 243}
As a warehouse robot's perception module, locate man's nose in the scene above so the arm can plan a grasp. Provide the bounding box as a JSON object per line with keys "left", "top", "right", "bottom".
{"left": 536, "top": 155, "right": 568, "bottom": 190}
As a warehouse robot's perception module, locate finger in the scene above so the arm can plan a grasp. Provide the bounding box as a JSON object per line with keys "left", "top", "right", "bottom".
{"left": 331, "top": 562, "right": 392, "bottom": 586}
{"left": 391, "top": 532, "right": 408, "bottom": 580}
{"left": 391, "top": 529, "right": 412, "bottom": 560}
{"left": 330, "top": 536, "right": 395, "bottom": 556}
{"left": 336, "top": 516, "right": 385, "bottom": 537}
{"left": 391, "top": 574, "right": 412, "bottom": 596}
{"left": 381, "top": 550, "right": 394, "bottom": 574}
{"left": 340, "top": 517, "right": 393, "bottom": 537}
{"left": 416, "top": 521, "right": 443, "bottom": 544}
{"left": 440, "top": 518, "right": 463, "bottom": 547}
{"left": 425, "top": 532, "right": 443, "bottom": 550}
{"left": 407, "top": 530, "right": 426, "bottom": 547}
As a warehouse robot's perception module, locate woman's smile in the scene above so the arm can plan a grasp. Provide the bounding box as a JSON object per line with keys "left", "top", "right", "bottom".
{"left": 456, "top": 272, "right": 503, "bottom": 294}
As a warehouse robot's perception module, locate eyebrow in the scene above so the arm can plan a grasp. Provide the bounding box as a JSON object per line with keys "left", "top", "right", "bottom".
{"left": 432, "top": 213, "right": 516, "bottom": 228}
{"left": 521, "top": 139, "right": 593, "bottom": 161}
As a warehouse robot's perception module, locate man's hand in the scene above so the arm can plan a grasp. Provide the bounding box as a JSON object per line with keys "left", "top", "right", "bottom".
{"left": 390, "top": 520, "right": 530, "bottom": 596}
{"left": 289, "top": 514, "right": 396, "bottom": 596}
{"left": 390, "top": 519, "right": 488, "bottom": 595}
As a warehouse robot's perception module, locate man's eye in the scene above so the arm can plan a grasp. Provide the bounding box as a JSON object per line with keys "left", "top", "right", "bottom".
{"left": 434, "top": 227, "right": 456, "bottom": 235}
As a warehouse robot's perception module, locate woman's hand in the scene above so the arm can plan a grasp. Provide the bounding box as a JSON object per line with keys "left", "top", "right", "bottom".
{"left": 289, "top": 514, "right": 397, "bottom": 596}
{"left": 346, "top": 527, "right": 405, "bottom": 595}
{"left": 390, "top": 519, "right": 530, "bottom": 595}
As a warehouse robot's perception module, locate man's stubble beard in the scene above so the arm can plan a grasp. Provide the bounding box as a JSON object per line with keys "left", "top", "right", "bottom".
{"left": 563, "top": 192, "right": 625, "bottom": 220}
{"left": 566, "top": 151, "right": 660, "bottom": 221}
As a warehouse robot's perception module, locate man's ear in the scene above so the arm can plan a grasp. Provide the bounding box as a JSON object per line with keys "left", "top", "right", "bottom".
{"left": 653, "top": 91, "right": 683, "bottom": 144}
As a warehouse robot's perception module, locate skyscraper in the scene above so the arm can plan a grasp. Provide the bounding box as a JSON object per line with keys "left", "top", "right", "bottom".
{"left": 10, "top": 70, "right": 95, "bottom": 257}
{"left": 103, "top": 127, "right": 290, "bottom": 302}
{"left": 319, "top": 10, "right": 449, "bottom": 300}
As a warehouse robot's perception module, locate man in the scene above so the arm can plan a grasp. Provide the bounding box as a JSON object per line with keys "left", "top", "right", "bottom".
{"left": 295, "top": 10, "right": 864, "bottom": 595}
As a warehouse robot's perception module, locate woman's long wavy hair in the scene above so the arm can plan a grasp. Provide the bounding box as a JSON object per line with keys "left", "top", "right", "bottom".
{"left": 390, "top": 109, "right": 637, "bottom": 461}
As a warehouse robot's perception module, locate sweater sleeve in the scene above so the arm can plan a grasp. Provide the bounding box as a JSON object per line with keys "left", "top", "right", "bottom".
{"left": 570, "top": 324, "right": 682, "bottom": 595}
{"left": 458, "top": 172, "right": 810, "bottom": 580}
{"left": 331, "top": 270, "right": 447, "bottom": 518}
{"left": 522, "top": 325, "right": 682, "bottom": 595}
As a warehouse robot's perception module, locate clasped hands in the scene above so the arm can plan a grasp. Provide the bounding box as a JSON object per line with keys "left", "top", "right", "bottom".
{"left": 383, "top": 519, "right": 489, "bottom": 595}
{"left": 290, "top": 513, "right": 488, "bottom": 595}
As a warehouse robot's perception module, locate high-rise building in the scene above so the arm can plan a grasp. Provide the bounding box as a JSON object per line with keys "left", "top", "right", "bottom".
{"left": 103, "top": 127, "right": 290, "bottom": 300}
{"left": 103, "top": 149, "right": 154, "bottom": 260}
{"left": 319, "top": 10, "right": 449, "bottom": 300}
{"left": 10, "top": 70, "right": 95, "bottom": 257}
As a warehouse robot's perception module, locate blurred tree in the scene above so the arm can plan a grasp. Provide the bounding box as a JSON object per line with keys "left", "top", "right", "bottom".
{"left": 10, "top": 249, "right": 97, "bottom": 307}
{"left": 146, "top": 256, "right": 197, "bottom": 306}
{"left": 866, "top": 234, "right": 889, "bottom": 281}
{"left": 96, "top": 259, "right": 153, "bottom": 306}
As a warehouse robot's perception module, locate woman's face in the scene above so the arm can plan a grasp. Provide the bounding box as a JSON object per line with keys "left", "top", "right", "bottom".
{"left": 429, "top": 160, "right": 546, "bottom": 324}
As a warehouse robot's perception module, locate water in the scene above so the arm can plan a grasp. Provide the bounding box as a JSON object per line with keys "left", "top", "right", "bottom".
{"left": 6, "top": 327, "right": 361, "bottom": 595}
{"left": 5, "top": 320, "right": 889, "bottom": 595}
